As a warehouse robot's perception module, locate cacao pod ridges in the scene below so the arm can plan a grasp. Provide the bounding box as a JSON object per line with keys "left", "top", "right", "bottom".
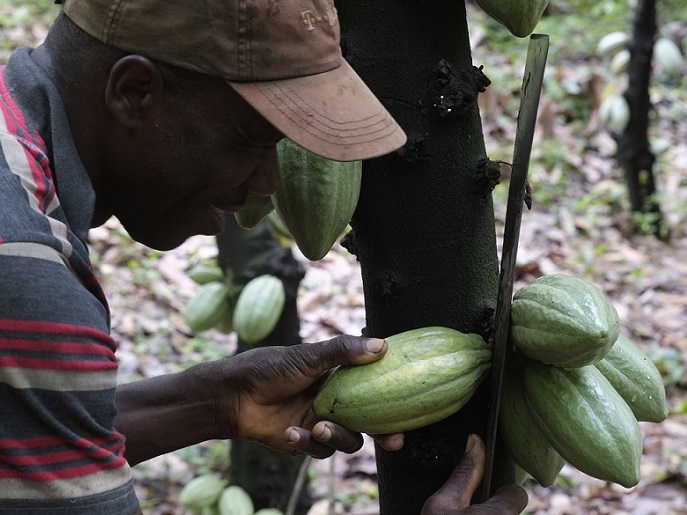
{"left": 313, "top": 326, "right": 491, "bottom": 434}
{"left": 271, "top": 138, "right": 362, "bottom": 261}
{"left": 521, "top": 359, "right": 643, "bottom": 489}
{"left": 510, "top": 274, "right": 620, "bottom": 368}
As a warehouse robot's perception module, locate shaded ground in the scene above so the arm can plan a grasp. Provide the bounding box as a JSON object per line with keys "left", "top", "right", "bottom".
{"left": 2, "top": 1, "right": 686, "bottom": 513}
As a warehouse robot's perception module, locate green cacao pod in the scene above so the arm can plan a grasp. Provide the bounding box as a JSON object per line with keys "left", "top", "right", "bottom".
{"left": 510, "top": 274, "right": 620, "bottom": 368}
{"left": 218, "top": 485, "right": 254, "bottom": 515}
{"left": 185, "top": 282, "right": 231, "bottom": 333}
{"left": 595, "top": 334, "right": 668, "bottom": 423}
{"left": 271, "top": 138, "right": 362, "bottom": 261}
{"left": 475, "top": 0, "right": 550, "bottom": 38}
{"left": 188, "top": 264, "right": 225, "bottom": 285}
{"left": 254, "top": 510, "right": 283, "bottom": 515}
{"left": 232, "top": 275, "right": 285, "bottom": 344}
{"left": 235, "top": 193, "right": 274, "bottom": 230}
{"left": 498, "top": 366, "right": 565, "bottom": 487}
{"left": 313, "top": 326, "right": 492, "bottom": 434}
{"left": 521, "top": 359, "right": 643, "bottom": 488}
{"left": 179, "top": 474, "right": 227, "bottom": 510}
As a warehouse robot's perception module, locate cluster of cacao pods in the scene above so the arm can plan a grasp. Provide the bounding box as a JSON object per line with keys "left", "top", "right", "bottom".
{"left": 184, "top": 265, "right": 285, "bottom": 344}
{"left": 179, "top": 474, "right": 283, "bottom": 515}
{"left": 313, "top": 326, "right": 493, "bottom": 434}
{"left": 235, "top": 138, "right": 362, "bottom": 261}
{"left": 596, "top": 31, "right": 684, "bottom": 132}
{"left": 500, "top": 274, "right": 668, "bottom": 489}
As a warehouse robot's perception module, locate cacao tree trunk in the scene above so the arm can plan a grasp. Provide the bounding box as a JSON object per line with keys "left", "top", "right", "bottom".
{"left": 619, "top": 0, "right": 669, "bottom": 240}
{"left": 338, "top": 0, "right": 514, "bottom": 512}
{"left": 216, "top": 216, "right": 312, "bottom": 515}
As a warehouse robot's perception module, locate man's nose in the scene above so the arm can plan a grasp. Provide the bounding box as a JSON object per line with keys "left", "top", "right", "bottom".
{"left": 246, "top": 147, "right": 281, "bottom": 196}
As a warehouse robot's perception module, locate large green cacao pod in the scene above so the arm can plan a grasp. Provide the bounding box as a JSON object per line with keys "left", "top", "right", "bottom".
{"left": 179, "top": 474, "right": 227, "bottom": 510}
{"left": 235, "top": 193, "right": 274, "bottom": 230}
{"left": 232, "top": 275, "right": 285, "bottom": 344}
{"left": 475, "top": 0, "right": 550, "bottom": 38}
{"left": 510, "top": 274, "right": 620, "bottom": 368}
{"left": 521, "top": 359, "right": 643, "bottom": 488}
{"left": 312, "top": 326, "right": 491, "bottom": 434}
{"left": 271, "top": 138, "right": 362, "bottom": 261}
{"left": 217, "top": 485, "right": 254, "bottom": 515}
{"left": 498, "top": 366, "right": 565, "bottom": 487}
{"left": 595, "top": 334, "right": 668, "bottom": 423}
{"left": 185, "top": 282, "right": 232, "bottom": 333}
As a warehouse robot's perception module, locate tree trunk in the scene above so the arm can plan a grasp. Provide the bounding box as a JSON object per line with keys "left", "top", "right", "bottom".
{"left": 619, "top": 0, "right": 669, "bottom": 240}
{"left": 216, "top": 215, "right": 312, "bottom": 515}
{"left": 339, "top": 0, "right": 513, "bottom": 512}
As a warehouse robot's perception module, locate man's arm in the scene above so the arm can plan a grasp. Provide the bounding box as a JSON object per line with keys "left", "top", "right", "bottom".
{"left": 115, "top": 336, "right": 397, "bottom": 465}
{"left": 114, "top": 360, "right": 232, "bottom": 466}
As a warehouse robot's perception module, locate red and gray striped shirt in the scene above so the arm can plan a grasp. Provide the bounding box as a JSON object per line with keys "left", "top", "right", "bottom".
{"left": 0, "top": 48, "right": 138, "bottom": 514}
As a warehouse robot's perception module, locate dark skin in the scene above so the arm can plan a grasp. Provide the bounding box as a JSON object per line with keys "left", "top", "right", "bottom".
{"left": 31, "top": 23, "right": 527, "bottom": 514}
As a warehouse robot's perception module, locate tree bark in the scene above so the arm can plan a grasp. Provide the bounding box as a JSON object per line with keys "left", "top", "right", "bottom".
{"left": 216, "top": 215, "right": 311, "bottom": 515}
{"left": 619, "top": 0, "right": 668, "bottom": 240}
{"left": 339, "top": 0, "right": 513, "bottom": 512}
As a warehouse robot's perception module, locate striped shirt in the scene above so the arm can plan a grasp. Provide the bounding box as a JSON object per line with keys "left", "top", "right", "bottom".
{"left": 0, "top": 48, "right": 138, "bottom": 514}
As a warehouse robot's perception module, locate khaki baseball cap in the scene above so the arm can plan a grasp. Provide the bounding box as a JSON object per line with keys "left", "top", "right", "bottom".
{"left": 59, "top": 0, "right": 406, "bottom": 161}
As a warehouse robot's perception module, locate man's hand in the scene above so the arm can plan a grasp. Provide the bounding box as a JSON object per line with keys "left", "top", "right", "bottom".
{"left": 421, "top": 434, "right": 528, "bottom": 514}
{"left": 223, "top": 335, "right": 404, "bottom": 458}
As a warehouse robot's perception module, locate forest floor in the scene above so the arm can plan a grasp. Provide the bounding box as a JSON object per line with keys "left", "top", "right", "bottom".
{"left": 2, "top": 1, "right": 687, "bottom": 514}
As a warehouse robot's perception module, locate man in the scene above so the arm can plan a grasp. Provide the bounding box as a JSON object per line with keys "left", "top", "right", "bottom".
{"left": 0, "top": 0, "right": 527, "bottom": 513}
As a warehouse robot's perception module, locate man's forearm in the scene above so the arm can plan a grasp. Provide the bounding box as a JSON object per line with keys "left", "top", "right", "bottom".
{"left": 114, "top": 360, "right": 235, "bottom": 466}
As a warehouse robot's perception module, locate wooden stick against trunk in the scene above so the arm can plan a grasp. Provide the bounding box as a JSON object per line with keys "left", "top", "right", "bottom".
{"left": 479, "top": 34, "right": 549, "bottom": 501}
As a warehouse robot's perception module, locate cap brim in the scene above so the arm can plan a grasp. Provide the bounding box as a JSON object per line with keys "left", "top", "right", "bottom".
{"left": 228, "top": 60, "right": 406, "bottom": 162}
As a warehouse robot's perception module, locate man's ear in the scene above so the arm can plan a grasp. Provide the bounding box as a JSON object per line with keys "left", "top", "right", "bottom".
{"left": 105, "top": 55, "right": 165, "bottom": 129}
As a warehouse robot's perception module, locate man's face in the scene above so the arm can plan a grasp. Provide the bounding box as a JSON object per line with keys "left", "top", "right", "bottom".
{"left": 101, "top": 74, "right": 284, "bottom": 251}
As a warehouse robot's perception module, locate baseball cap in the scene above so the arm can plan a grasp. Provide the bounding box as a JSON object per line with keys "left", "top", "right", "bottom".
{"left": 58, "top": 0, "right": 407, "bottom": 161}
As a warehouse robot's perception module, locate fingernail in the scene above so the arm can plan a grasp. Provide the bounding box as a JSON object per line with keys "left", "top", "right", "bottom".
{"left": 365, "top": 338, "right": 385, "bottom": 354}
{"left": 319, "top": 424, "right": 332, "bottom": 441}
{"left": 287, "top": 428, "right": 300, "bottom": 444}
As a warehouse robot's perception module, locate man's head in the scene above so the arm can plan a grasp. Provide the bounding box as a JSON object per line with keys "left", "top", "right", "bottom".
{"left": 58, "top": 0, "right": 406, "bottom": 162}
{"left": 42, "top": 0, "right": 405, "bottom": 250}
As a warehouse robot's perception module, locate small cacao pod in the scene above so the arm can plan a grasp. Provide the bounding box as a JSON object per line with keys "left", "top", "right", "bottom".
{"left": 521, "top": 359, "right": 643, "bottom": 488}
{"left": 232, "top": 275, "right": 285, "bottom": 344}
{"left": 255, "top": 510, "right": 284, "bottom": 515}
{"left": 498, "top": 365, "right": 565, "bottom": 487}
{"left": 599, "top": 94, "right": 630, "bottom": 133}
{"left": 218, "top": 485, "right": 254, "bottom": 515}
{"left": 595, "top": 333, "right": 668, "bottom": 423}
{"left": 271, "top": 138, "right": 361, "bottom": 261}
{"left": 313, "top": 326, "right": 492, "bottom": 434}
{"left": 188, "top": 264, "right": 224, "bottom": 285}
{"left": 610, "top": 49, "right": 631, "bottom": 74}
{"left": 510, "top": 274, "right": 619, "bottom": 368}
{"left": 185, "top": 282, "right": 231, "bottom": 333}
{"left": 179, "top": 474, "right": 227, "bottom": 510}
{"left": 596, "top": 32, "right": 629, "bottom": 58}
{"left": 653, "top": 37, "right": 684, "bottom": 75}
{"left": 235, "top": 193, "right": 275, "bottom": 230}
{"left": 475, "top": 0, "right": 550, "bottom": 38}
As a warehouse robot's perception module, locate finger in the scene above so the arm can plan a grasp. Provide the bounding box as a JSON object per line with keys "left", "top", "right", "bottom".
{"left": 284, "top": 427, "right": 336, "bottom": 459}
{"left": 478, "top": 485, "right": 529, "bottom": 513}
{"left": 371, "top": 433, "right": 405, "bottom": 452}
{"left": 290, "top": 335, "right": 388, "bottom": 378}
{"left": 311, "top": 421, "right": 364, "bottom": 454}
{"left": 433, "top": 434, "right": 486, "bottom": 507}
